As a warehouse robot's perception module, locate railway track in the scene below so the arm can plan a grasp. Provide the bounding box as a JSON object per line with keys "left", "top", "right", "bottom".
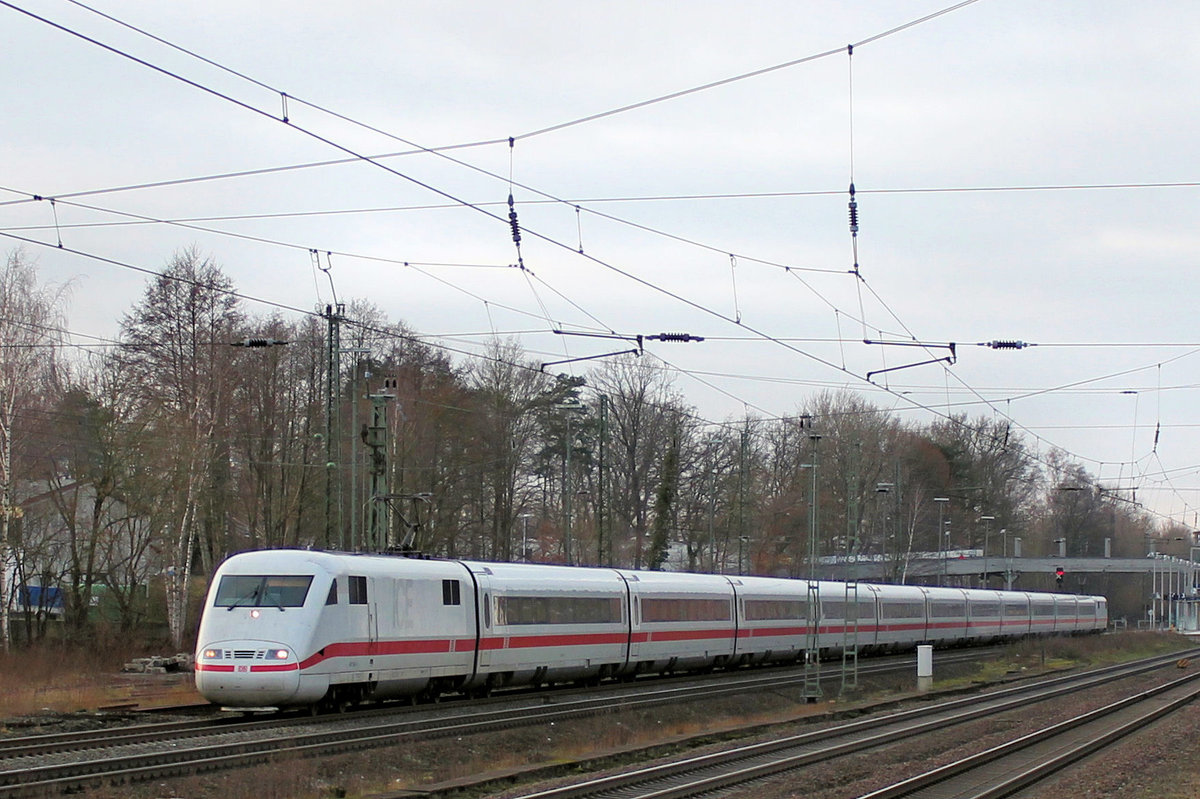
{"left": 0, "top": 645, "right": 992, "bottom": 760}
{"left": 0, "top": 649, "right": 974, "bottom": 796}
{"left": 1, "top": 647, "right": 1185, "bottom": 797}
{"left": 859, "top": 671, "right": 1200, "bottom": 799}
{"left": 495, "top": 649, "right": 1200, "bottom": 799}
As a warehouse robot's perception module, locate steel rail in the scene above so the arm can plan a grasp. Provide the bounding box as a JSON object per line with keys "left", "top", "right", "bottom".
{"left": 501, "top": 649, "right": 1200, "bottom": 799}
{"left": 0, "top": 648, "right": 976, "bottom": 759}
{"left": 2, "top": 648, "right": 1192, "bottom": 797}
{"left": 858, "top": 672, "right": 1200, "bottom": 799}
{"left": 0, "top": 650, "right": 971, "bottom": 795}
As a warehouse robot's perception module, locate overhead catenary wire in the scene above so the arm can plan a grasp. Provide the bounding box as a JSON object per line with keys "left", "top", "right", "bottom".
{"left": 0, "top": 0, "right": 974, "bottom": 298}
{"left": 0, "top": 0, "right": 1004, "bottom": 295}
{"left": 7, "top": 0, "right": 1190, "bottom": 405}
{"left": 0, "top": 0, "right": 904, "bottom": 417}
{"left": 0, "top": 229, "right": 749, "bottom": 436}
{"left": 6, "top": 180, "right": 1199, "bottom": 216}
{"left": 4, "top": 0, "right": 908, "bottom": 407}
{"left": 4, "top": 1, "right": 1195, "bottom": 515}
{"left": 0, "top": 51, "right": 1156, "bottom": 484}
{"left": 10, "top": 211, "right": 1194, "bottom": 520}
{"left": 13, "top": 179, "right": 1200, "bottom": 365}
{"left": 55, "top": 0, "right": 979, "bottom": 152}
{"left": 511, "top": 0, "right": 983, "bottom": 142}
{"left": 7, "top": 74, "right": 1190, "bottom": 511}
{"left": 1, "top": 185, "right": 569, "bottom": 329}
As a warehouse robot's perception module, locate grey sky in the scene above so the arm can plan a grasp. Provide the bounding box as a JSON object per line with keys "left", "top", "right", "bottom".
{"left": 2, "top": 1, "right": 1198, "bottom": 523}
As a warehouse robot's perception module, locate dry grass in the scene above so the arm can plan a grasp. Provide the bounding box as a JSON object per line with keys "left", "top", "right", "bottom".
{"left": 0, "top": 644, "right": 202, "bottom": 719}
{"left": 1008, "top": 629, "right": 1190, "bottom": 666}
{"left": 93, "top": 754, "right": 332, "bottom": 799}
{"left": 0, "top": 647, "right": 116, "bottom": 717}
{"left": 927, "top": 630, "right": 1193, "bottom": 692}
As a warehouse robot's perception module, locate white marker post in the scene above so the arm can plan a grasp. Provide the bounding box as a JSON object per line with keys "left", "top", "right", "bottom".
{"left": 917, "top": 644, "right": 933, "bottom": 692}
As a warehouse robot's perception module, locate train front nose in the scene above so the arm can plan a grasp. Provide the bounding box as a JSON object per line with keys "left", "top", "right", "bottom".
{"left": 195, "top": 640, "right": 301, "bottom": 707}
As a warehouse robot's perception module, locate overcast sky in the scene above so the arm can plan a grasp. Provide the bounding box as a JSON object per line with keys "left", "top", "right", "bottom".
{"left": 2, "top": 1, "right": 1199, "bottom": 524}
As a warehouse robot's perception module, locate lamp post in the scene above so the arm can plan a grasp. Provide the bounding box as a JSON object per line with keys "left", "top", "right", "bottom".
{"left": 558, "top": 399, "right": 587, "bottom": 565}
{"left": 876, "top": 483, "right": 893, "bottom": 581}
{"left": 520, "top": 513, "right": 532, "bottom": 562}
{"left": 934, "top": 497, "right": 949, "bottom": 584}
{"left": 944, "top": 523, "right": 952, "bottom": 583}
{"left": 707, "top": 469, "right": 718, "bottom": 573}
{"left": 1000, "top": 528, "right": 1010, "bottom": 589}
{"left": 807, "top": 433, "right": 822, "bottom": 582}
{"left": 339, "top": 346, "right": 370, "bottom": 552}
{"left": 979, "top": 515, "right": 994, "bottom": 587}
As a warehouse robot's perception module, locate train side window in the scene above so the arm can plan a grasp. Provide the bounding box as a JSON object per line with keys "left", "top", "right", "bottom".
{"left": 442, "top": 579, "right": 461, "bottom": 606}
{"left": 325, "top": 580, "right": 338, "bottom": 605}
{"left": 348, "top": 575, "right": 368, "bottom": 605}
{"left": 483, "top": 594, "right": 491, "bottom": 628}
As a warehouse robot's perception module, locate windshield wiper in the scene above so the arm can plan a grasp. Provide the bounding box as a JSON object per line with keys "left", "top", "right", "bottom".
{"left": 226, "top": 583, "right": 262, "bottom": 611}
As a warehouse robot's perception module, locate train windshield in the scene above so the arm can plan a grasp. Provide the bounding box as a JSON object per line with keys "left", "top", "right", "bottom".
{"left": 214, "top": 575, "right": 314, "bottom": 609}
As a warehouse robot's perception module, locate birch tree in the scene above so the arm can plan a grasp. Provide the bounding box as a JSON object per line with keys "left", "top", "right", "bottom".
{"left": 0, "top": 249, "right": 66, "bottom": 650}
{"left": 117, "top": 248, "right": 242, "bottom": 647}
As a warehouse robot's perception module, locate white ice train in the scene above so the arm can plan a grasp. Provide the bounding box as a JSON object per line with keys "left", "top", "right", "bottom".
{"left": 194, "top": 549, "right": 1108, "bottom": 710}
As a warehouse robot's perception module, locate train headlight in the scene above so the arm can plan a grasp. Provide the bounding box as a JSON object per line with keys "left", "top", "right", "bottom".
{"left": 273, "top": 649, "right": 289, "bottom": 660}
{"left": 203, "top": 649, "right": 221, "bottom": 659}
{"left": 250, "top": 609, "right": 261, "bottom": 619}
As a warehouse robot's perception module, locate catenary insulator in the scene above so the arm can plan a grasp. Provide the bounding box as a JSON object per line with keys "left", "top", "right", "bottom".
{"left": 848, "top": 182, "right": 859, "bottom": 235}
{"left": 507, "top": 193, "right": 521, "bottom": 246}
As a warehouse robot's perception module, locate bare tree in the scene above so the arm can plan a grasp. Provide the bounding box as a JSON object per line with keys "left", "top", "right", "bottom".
{"left": 588, "top": 356, "right": 684, "bottom": 568}
{"left": 32, "top": 354, "right": 167, "bottom": 634}
{"left": 0, "top": 249, "right": 67, "bottom": 650}
{"left": 467, "top": 340, "right": 556, "bottom": 561}
{"left": 116, "top": 248, "right": 243, "bottom": 648}
{"left": 229, "top": 315, "right": 325, "bottom": 549}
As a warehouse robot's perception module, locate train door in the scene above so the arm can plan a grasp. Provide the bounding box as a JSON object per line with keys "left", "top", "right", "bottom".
{"left": 623, "top": 573, "right": 642, "bottom": 664}
{"left": 368, "top": 577, "right": 380, "bottom": 647}
{"left": 347, "top": 574, "right": 371, "bottom": 645}
{"left": 473, "top": 568, "right": 494, "bottom": 668}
